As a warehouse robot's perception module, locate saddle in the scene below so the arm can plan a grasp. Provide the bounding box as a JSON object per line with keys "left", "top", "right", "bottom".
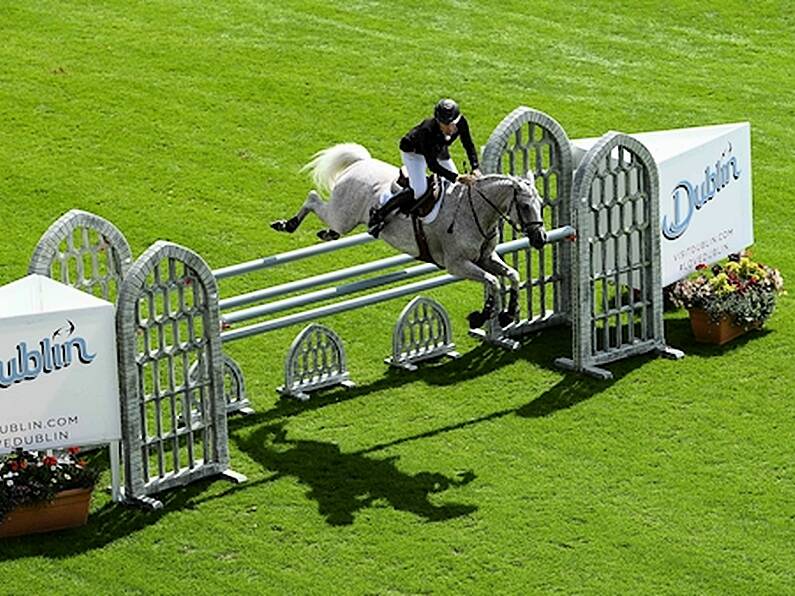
{"left": 394, "top": 167, "right": 446, "bottom": 267}
{"left": 395, "top": 167, "right": 443, "bottom": 218}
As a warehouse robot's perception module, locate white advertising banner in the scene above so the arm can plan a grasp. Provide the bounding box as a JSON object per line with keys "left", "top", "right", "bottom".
{"left": 572, "top": 122, "right": 753, "bottom": 286}
{"left": 0, "top": 274, "right": 121, "bottom": 453}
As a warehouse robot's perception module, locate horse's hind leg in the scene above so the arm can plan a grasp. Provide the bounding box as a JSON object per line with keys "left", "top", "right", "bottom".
{"left": 271, "top": 189, "right": 359, "bottom": 242}
{"left": 445, "top": 259, "right": 500, "bottom": 329}
{"left": 481, "top": 253, "right": 521, "bottom": 328}
{"left": 271, "top": 190, "right": 327, "bottom": 234}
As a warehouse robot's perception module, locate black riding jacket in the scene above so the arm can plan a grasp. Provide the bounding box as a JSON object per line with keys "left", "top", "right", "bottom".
{"left": 399, "top": 116, "right": 479, "bottom": 183}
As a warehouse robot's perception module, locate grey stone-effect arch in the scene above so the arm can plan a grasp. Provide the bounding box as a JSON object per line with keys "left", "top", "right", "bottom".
{"left": 116, "top": 241, "right": 244, "bottom": 508}
{"left": 481, "top": 107, "right": 574, "bottom": 334}
{"left": 28, "top": 209, "right": 133, "bottom": 303}
{"left": 555, "top": 132, "right": 683, "bottom": 378}
{"left": 386, "top": 296, "right": 459, "bottom": 371}
{"left": 188, "top": 352, "right": 254, "bottom": 417}
{"left": 277, "top": 323, "right": 354, "bottom": 401}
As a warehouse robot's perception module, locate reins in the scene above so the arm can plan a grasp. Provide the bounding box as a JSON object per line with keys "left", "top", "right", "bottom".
{"left": 447, "top": 178, "right": 542, "bottom": 241}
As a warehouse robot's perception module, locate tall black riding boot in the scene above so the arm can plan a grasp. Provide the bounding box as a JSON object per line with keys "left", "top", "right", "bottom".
{"left": 368, "top": 187, "right": 413, "bottom": 238}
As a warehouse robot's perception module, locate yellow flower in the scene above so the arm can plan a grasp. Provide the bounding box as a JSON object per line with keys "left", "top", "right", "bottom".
{"left": 709, "top": 273, "right": 735, "bottom": 295}
{"left": 725, "top": 261, "right": 740, "bottom": 275}
{"left": 738, "top": 257, "right": 765, "bottom": 279}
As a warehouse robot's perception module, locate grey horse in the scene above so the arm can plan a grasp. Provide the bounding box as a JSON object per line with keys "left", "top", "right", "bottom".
{"left": 271, "top": 143, "right": 547, "bottom": 328}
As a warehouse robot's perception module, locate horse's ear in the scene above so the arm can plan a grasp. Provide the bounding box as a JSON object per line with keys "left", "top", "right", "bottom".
{"left": 524, "top": 170, "right": 535, "bottom": 183}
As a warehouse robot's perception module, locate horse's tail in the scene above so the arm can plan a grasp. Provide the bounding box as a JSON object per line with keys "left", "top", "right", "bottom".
{"left": 302, "top": 143, "right": 371, "bottom": 196}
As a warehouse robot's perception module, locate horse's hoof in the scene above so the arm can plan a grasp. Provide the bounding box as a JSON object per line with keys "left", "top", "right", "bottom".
{"left": 317, "top": 229, "right": 341, "bottom": 242}
{"left": 468, "top": 311, "right": 487, "bottom": 329}
{"left": 368, "top": 220, "right": 386, "bottom": 238}
{"left": 498, "top": 311, "right": 515, "bottom": 328}
{"left": 270, "top": 219, "right": 288, "bottom": 232}
{"left": 273, "top": 217, "right": 300, "bottom": 233}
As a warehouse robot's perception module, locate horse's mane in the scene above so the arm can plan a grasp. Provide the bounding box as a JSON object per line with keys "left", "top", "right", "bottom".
{"left": 476, "top": 173, "right": 525, "bottom": 190}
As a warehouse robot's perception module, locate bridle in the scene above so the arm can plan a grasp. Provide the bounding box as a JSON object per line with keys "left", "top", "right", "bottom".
{"left": 447, "top": 178, "right": 543, "bottom": 242}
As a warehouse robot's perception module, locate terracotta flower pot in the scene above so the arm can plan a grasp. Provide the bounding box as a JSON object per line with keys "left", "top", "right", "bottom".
{"left": 0, "top": 488, "right": 92, "bottom": 538}
{"left": 688, "top": 308, "right": 750, "bottom": 345}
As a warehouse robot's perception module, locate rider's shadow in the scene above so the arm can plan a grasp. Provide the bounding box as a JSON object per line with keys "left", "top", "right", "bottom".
{"left": 235, "top": 423, "right": 477, "bottom": 526}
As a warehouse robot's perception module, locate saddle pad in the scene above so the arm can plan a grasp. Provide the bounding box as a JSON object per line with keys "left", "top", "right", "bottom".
{"left": 378, "top": 181, "right": 448, "bottom": 225}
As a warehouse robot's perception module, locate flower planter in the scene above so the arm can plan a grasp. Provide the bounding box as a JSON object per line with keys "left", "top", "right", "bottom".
{"left": 688, "top": 308, "right": 749, "bottom": 345}
{"left": 0, "top": 488, "right": 92, "bottom": 538}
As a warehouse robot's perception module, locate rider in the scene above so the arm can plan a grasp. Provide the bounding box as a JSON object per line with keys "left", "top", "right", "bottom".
{"left": 367, "top": 98, "right": 481, "bottom": 237}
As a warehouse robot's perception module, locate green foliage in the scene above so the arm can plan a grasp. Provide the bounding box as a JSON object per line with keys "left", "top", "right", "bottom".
{"left": 0, "top": 1, "right": 794, "bottom": 594}
{"left": 670, "top": 254, "right": 785, "bottom": 326}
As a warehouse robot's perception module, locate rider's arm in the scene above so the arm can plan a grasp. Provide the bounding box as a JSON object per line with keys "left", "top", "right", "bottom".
{"left": 425, "top": 153, "right": 459, "bottom": 183}
{"left": 456, "top": 115, "right": 479, "bottom": 172}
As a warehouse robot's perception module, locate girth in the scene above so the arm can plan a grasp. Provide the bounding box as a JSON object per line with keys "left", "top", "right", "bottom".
{"left": 395, "top": 167, "right": 444, "bottom": 265}
{"left": 411, "top": 214, "right": 439, "bottom": 267}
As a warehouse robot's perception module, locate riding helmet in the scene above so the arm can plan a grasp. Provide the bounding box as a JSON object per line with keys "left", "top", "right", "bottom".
{"left": 434, "top": 98, "right": 461, "bottom": 124}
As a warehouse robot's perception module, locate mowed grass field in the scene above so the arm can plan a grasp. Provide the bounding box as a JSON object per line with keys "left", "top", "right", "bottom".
{"left": 1, "top": 1, "right": 794, "bottom": 594}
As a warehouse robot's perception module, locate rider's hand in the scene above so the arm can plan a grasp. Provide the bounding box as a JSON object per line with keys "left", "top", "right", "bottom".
{"left": 457, "top": 173, "right": 477, "bottom": 187}
{"left": 472, "top": 168, "right": 482, "bottom": 178}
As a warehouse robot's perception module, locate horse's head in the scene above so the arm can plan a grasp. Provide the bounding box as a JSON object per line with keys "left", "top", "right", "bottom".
{"left": 465, "top": 173, "right": 547, "bottom": 250}
{"left": 511, "top": 172, "right": 547, "bottom": 250}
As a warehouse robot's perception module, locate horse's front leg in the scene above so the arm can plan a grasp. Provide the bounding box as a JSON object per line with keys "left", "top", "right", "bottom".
{"left": 446, "top": 259, "right": 500, "bottom": 329}
{"left": 480, "top": 253, "right": 521, "bottom": 328}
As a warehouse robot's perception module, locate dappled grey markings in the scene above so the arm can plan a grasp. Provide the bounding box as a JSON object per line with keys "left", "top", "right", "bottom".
{"left": 28, "top": 209, "right": 133, "bottom": 303}
{"left": 481, "top": 107, "right": 573, "bottom": 334}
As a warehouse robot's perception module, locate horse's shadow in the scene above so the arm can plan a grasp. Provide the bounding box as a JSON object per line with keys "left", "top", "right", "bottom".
{"left": 230, "top": 323, "right": 635, "bottom": 460}
{"left": 231, "top": 422, "right": 477, "bottom": 526}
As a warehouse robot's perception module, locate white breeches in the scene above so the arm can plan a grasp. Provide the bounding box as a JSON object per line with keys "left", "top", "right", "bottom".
{"left": 400, "top": 151, "right": 457, "bottom": 198}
